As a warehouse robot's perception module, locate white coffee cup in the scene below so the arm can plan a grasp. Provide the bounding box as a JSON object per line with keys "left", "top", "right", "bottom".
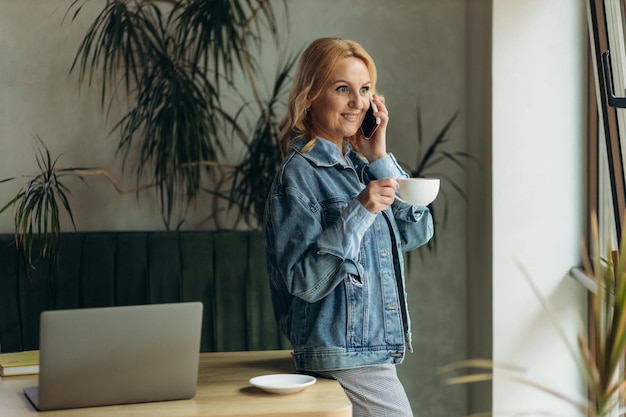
{"left": 396, "top": 178, "right": 440, "bottom": 206}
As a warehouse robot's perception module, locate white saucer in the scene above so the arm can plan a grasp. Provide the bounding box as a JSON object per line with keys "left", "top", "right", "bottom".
{"left": 249, "top": 373, "right": 317, "bottom": 394}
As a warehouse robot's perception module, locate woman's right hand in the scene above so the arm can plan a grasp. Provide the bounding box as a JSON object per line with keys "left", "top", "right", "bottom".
{"left": 357, "top": 178, "right": 398, "bottom": 214}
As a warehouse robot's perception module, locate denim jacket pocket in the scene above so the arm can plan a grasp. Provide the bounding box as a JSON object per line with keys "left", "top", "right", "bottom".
{"left": 344, "top": 271, "right": 366, "bottom": 348}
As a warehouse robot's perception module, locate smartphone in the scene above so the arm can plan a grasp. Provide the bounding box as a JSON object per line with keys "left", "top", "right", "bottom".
{"left": 360, "top": 96, "right": 381, "bottom": 139}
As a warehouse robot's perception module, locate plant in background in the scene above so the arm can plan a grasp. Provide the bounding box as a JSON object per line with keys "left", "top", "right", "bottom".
{"left": 400, "top": 108, "right": 475, "bottom": 250}
{"left": 66, "top": 0, "right": 287, "bottom": 229}
{"left": 227, "top": 52, "right": 298, "bottom": 227}
{"left": 0, "top": 136, "right": 82, "bottom": 266}
{"left": 0, "top": 0, "right": 290, "bottom": 265}
{"left": 577, "top": 215, "right": 626, "bottom": 416}
{"left": 439, "top": 214, "right": 626, "bottom": 417}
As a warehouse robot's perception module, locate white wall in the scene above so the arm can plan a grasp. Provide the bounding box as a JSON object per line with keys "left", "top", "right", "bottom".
{"left": 491, "top": 1, "right": 587, "bottom": 414}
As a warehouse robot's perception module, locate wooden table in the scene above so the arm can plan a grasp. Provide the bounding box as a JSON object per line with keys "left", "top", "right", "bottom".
{"left": 0, "top": 350, "right": 352, "bottom": 417}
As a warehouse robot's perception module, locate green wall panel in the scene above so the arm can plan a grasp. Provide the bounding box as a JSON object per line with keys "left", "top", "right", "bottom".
{"left": 17, "top": 249, "right": 51, "bottom": 351}
{"left": 115, "top": 233, "right": 149, "bottom": 306}
{"left": 246, "top": 232, "right": 291, "bottom": 350}
{"left": 213, "top": 231, "right": 249, "bottom": 352}
{"left": 81, "top": 233, "right": 117, "bottom": 308}
{"left": 180, "top": 232, "right": 215, "bottom": 352}
{"left": 53, "top": 233, "right": 84, "bottom": 310}
{"left": 0, "top": 231, "right": 288, "bottom": 354}
{"left": 0, "top": 236, "right": 21, "bottom": 352}
{"left": 147, "top": 232, "right": 183, "bottom": 304}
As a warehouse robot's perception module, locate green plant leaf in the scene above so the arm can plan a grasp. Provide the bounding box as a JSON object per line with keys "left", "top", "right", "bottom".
{"left": 0, "top": 136, "right": 85, "bottom": 266}
{"left": 228, "top": 51, "right": 298, "bottom": 228}
{"left": 400, "top": 107, "right": 476, "bottom": 252}
{"left": 67, "top": 0, "right": 289, "bottom": 229}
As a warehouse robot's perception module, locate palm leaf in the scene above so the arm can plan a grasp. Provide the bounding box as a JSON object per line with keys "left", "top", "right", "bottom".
{"left": 0, "top": 136, "right": 84, "bottom": 266}
{"left": 228, "top": 51, "right": 298, "bottom": 228}
{"left": 66, "top": 0, "right": 289, "bottom": 229}
{"left": 401, "top": 107, "right": 476, "bottom": 252}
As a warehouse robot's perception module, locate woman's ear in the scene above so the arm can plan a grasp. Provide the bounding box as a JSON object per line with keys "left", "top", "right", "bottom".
{"left": 305, "top": 91, "right": 317, "bottom": 108}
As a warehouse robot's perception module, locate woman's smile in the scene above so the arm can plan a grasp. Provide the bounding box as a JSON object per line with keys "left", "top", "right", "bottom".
{"left": 342, "top": 112, "right": 361, "bottom": 122}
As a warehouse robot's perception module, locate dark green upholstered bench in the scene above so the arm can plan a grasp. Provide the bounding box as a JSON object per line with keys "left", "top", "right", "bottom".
{"left": 0, "top": 231, "right": 290, "bottom": 353}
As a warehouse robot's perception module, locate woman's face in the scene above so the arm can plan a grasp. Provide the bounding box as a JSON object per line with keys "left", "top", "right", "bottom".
{"left": 308, "top": 57, "right": 372, "bottom": 145}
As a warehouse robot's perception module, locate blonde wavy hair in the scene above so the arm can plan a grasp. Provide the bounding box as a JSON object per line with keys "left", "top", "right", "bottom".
{"left": 278, "top": 38, "right": 377, "bottom": 157}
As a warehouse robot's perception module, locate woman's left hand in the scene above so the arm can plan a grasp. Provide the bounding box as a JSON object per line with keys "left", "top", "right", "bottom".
{"left": 357, "top": 93, "right": 389, "bottom": 163}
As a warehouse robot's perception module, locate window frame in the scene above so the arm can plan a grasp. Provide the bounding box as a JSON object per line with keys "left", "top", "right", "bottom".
{"left": 588, "top": 0, "right": 626, "bottom": 251}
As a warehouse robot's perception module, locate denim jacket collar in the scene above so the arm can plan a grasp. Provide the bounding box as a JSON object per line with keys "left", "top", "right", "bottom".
{"left": 291, "top": 136, "right": 352, "bottom": 168}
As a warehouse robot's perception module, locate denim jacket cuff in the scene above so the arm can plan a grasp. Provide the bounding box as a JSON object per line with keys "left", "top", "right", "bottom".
{"left": 368, "top": 153, "right": 408, "bottom": 179}
{"left": 341, "top": 198, "right": 376, "bottom": 259}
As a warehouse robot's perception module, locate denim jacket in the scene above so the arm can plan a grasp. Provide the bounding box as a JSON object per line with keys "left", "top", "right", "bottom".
{"left": 264, "top": 137, "right": 433, "bottom": 371}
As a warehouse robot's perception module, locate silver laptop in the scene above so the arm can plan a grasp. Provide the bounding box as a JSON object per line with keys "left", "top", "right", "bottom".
{"left": 24, "top": 301, "right": 203, "bottom": 411}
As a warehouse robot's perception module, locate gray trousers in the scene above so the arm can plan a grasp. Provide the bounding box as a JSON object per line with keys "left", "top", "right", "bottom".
{"left": 314, "top": 364, "right": 414, "bottom": 417}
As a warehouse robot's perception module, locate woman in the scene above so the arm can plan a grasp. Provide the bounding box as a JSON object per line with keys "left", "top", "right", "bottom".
{"left": 263, "top": 37, "right": 433, "bottom": 417}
